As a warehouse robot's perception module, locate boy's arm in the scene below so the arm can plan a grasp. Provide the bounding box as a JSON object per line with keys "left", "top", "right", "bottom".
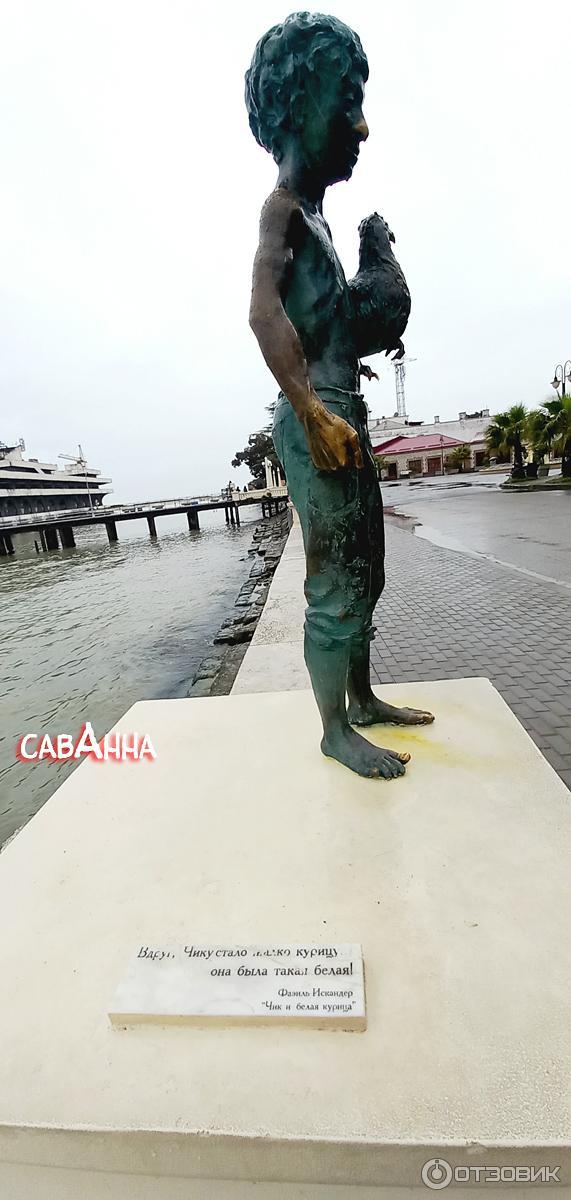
{"left": 249, "top": 190, "right": 363, "bottom": 472}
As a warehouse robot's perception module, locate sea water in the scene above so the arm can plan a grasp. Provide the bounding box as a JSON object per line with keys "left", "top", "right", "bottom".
{"left": 0, "top": 509, "right": 260, "bottom": 846}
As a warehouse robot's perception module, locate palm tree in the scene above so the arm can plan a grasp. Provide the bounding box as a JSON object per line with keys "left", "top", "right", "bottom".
{"left": 486, "top": 416, "right": 509, "bottom": 462}
{"left": 525, "top": 408, "right": 552, "bottom": 465}
{"left": 539, "top": 395, "right": 571, "bottom": 477}
{"left": 374, "top": 454, "right": 388, "bottom": 479}
{"left": 486, "top": 405, "right": 527, "bottom": 479}
{"left": 447, "top": 444, "right": 472, "bottom": 472}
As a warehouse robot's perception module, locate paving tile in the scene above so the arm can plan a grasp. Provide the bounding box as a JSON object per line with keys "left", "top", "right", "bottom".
{"left": 371, "top": 521, "right": 571, "bottom": 792}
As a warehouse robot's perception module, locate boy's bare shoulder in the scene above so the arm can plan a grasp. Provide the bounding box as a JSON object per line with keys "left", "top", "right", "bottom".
{"left": 258, "top": 188, "right": 303, "bottom": 242}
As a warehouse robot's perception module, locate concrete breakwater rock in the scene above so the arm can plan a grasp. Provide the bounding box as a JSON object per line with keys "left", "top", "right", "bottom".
{"left": 187, "top": 508, "right": 292, "bottom": 698}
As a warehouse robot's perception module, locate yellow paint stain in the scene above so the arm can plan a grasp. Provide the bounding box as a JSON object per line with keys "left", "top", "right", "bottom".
{"left": 360, "top": 717, "right": 512, "bottom": 775}
{"left": 359, "top": 723, "right": 462, "bottom": 768}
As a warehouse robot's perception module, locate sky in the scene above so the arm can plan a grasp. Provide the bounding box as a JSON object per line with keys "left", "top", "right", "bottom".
{"left": 1, "top": 0, "right": 570, "bottom": 502}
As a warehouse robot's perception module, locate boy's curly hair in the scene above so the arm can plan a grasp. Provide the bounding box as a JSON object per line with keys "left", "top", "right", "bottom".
{"left": 245, "top": 12, "right": 368, "bottom": 164}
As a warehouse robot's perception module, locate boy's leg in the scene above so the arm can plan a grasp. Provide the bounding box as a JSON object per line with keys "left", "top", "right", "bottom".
{"left": 275, "top": 398, "right": 413, "bottom": 779}
{"left": 303, "top": 630, "right": 409, "bottom": 780}
{"left": 299, "top": 458, "right": 410, "bottom": 779}
{"left": 346, "top": 634, "right": 435, "bottom": 727}
{"left": 344, "top": 448, "right": 434, "bottom": 729}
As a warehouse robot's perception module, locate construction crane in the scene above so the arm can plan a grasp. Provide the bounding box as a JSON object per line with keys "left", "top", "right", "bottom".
{"left": 58, "top": 444, "right": 94, "bottom": 515}
{"left": 393, "top": 356, "right": 417, "bottom": 420}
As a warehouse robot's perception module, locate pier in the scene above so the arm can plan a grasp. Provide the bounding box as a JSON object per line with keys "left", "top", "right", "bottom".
{"left": 0, "top": 489, "right": 289, "bottom": 554}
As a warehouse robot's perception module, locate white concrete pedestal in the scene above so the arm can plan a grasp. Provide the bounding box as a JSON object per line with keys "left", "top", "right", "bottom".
{"left": 0, "top": 679, "right": 570, "bottom": 1197}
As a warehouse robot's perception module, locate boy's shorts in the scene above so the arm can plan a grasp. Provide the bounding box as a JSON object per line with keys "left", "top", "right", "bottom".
{"left": 273, "top": 387, "right": 385, "bottom": 652}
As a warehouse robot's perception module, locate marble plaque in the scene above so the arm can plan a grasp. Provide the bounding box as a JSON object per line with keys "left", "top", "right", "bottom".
{"left": 109, "top": 942, "right": 366, "bottom": 1030}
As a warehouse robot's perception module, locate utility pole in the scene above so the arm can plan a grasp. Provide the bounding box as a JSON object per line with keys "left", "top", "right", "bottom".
{"left": 394, "top": 357, "right": 417, "bottom": 420}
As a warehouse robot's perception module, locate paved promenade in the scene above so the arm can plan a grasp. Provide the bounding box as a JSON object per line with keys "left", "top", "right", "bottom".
{"left": 372, "top": 519, "right": 571, "bottom": 791}
{"left": 4, "top": 509, "right": 571, "bottom": 1194}
{"left": 234, "top": 514, "right": 571, "bottom": 791}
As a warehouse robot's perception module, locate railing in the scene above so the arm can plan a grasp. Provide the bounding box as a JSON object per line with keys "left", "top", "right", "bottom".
{"left": 108, "top": 496, "right": 217, "bottom": 512}
{"left": 228, "top": 486, "right": 288, "bottom": 502}
{"left": 0, "top": 507, "right": 106, "bottom": 528}
{"left": 0, "top": 486, "right": 114, "bottom": 499}
{"left": 0, "top": 486, "right": 289, "bottom": 529}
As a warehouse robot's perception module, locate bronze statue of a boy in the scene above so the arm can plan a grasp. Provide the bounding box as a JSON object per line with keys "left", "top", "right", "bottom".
{"left": 246, "top": 12, "right": 433, "bottom": 779}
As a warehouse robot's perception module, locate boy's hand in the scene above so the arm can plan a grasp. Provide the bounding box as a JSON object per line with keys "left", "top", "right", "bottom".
{"left": 303, "top": 392, "right": 364, "bottom": 472}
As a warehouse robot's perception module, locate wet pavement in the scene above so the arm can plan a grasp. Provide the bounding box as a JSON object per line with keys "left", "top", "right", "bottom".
{"left": 384, "top": 474, "right": 571, "bottom": 586}
{"left": 372, "top": 514, "right": 571, "bottom": 792}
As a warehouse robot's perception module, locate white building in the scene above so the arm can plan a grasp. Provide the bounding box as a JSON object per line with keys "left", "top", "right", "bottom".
{"left": 369, "top": 409, "right": 492, "bottom": 476}
{"left": 0, "top": 439, "right": 112, "bottom": 519}
{"left": 264, "top": 457, "right": 286, "bottom": 490}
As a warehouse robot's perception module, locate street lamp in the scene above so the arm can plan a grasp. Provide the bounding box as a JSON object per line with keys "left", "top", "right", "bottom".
{"left": 550, "top": 361, "right": 571, "bottom": 397}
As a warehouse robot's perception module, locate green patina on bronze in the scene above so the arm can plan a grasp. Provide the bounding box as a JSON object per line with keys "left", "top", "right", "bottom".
{"left": 246, "top": 12, "right": 434, "bottom": 779}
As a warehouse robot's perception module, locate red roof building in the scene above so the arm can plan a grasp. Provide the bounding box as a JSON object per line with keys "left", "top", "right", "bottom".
{"left": 372, "top": 433, "right": 472, "bottom": 480}
{"left": 373, "top": 433, "right": 463, "bottom": 455}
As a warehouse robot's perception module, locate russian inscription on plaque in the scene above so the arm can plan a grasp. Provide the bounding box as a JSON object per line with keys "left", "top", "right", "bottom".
{"left": 109, "top": 943, "right": 366, "bottom": 1030}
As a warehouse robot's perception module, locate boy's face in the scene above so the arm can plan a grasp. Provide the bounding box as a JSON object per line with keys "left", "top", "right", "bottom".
{"left": 298, "top": 65, "right": 368, "bottom": 186}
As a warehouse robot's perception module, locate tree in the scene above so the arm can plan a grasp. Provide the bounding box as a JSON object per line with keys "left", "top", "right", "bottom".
{"left": 486, "top": 417, "right": 510, "bottom": 463}
{"left": 447, "top": 444, "right": 472, "bottom": 472}
{"left": 534, "top": 395, "right": 571, "bottom": 477}
{"left": 525, "top": 408, "right": 552, "bottom": 465}
{"left": 374, "top": 454, "right": 388, "bottom": 478}
{"left": 231, "top": 429, "right": 278, "bottom": 487}
{"left": 486, "top": 405, "right": 527, "bottom": 479}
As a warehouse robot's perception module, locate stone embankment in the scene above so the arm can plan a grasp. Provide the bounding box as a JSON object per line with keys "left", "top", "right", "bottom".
{"left": 187, "top": 508, "right": 292, "bottom": 697}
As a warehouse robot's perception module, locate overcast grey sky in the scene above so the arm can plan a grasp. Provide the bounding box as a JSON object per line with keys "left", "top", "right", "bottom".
{"left": 1, "top": 0, "right": 569, "bottom": 501}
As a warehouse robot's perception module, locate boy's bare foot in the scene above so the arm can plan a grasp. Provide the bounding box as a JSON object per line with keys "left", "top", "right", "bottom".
{"left": 347, "top": 697, "right": 434, "bottom": 728}
{"left": 321, "top": 725, "right": 410, "bottom": 780}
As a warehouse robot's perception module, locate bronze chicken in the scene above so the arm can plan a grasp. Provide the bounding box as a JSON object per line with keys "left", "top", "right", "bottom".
{"left": 349, "top": 213, "right": 411, "bottom": 382}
